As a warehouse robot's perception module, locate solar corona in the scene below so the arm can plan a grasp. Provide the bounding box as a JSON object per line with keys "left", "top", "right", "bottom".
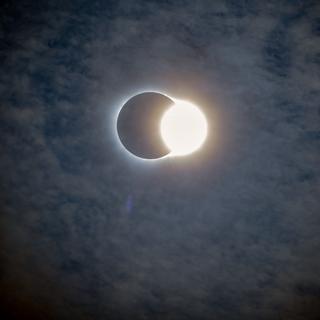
{"left": 116, "top": 92, "right": 208, "bottom": 160}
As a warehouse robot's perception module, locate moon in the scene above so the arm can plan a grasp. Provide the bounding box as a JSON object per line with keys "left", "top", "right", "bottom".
{"left": 116, "top": 91, "right": 208, "bottom": 160}
{"left": 116, "top": 92, "right": 174, "bottom": 159}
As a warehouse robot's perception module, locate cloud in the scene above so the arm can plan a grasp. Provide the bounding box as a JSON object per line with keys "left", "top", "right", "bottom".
{"left": 1, "top": 1, "right": 319, "bottom": 319}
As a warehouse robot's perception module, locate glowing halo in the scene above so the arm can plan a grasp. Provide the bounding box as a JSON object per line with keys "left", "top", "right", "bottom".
{"left": 115, "top": 91, "right": 208, "bottom": 160}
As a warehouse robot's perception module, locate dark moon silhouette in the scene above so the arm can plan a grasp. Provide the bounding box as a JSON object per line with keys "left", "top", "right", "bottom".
{"left": 117, "top": 92, "right": 174, "bottom": 159}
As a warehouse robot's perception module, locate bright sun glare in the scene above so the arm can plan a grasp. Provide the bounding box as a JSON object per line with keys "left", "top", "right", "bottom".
{"left": 160, "top": 100, "right": 208, "bottom": 156}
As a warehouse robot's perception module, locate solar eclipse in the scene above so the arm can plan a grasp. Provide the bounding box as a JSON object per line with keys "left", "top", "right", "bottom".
{"left": 116, "top": 92, "right": 208, "bottom": 160}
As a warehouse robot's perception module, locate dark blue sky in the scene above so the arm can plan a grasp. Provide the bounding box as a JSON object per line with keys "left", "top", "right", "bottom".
{"left": 1, "top": 1, "right": 320, "bottom": 319}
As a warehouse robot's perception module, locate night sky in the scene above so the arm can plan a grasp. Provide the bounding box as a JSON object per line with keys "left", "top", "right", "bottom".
{"left": 1, "top": 1, "right": 320, "bottom": 319}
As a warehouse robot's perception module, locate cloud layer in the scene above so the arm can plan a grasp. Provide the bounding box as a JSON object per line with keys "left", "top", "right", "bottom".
{"left": 1, "top": 1, "right": 320, "bottom": 319}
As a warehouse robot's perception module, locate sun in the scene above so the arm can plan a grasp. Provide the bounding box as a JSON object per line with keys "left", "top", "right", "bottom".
{"left": 160, "top": 99, "right": 208, "bottom": 156}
